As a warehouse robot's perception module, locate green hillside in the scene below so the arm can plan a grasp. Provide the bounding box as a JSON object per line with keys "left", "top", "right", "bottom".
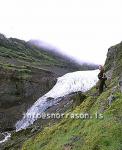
{"left": 0, "top": 34, "right": 96, "bottom": 76}
{"left": 22, "top": 42, "right": 122, "bottom": 150}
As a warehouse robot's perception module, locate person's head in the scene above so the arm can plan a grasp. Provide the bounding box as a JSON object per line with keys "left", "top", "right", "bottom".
{"left": 99, "top": 65, "right": 104, "bottom": 71}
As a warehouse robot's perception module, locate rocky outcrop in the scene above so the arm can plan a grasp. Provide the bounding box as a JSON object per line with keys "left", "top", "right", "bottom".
{"left": 0, "top": 66, "right": 57, "bottom": 132}
{"left": 105, "top": 42, "right": 122, "bottom": 77}
{"left": 119, "top": 77, "right": 122, "bottom": 92}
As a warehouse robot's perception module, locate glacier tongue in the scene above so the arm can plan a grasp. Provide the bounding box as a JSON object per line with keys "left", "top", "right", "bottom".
{"left": 16, "top": 69, "right": 99, "bottom": 131}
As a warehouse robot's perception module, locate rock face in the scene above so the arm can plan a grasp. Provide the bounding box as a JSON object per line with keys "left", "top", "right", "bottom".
{"left": 119, "top": 77, "right": 122, "bottom": 92}
{"left": 0, "top": 66, "right": 56, "bottom": 131}
{"left": 0, "top": 67, "right": 56, "bottom": 109}
{"left": 105, "top": 42, "right": 122, "bottom": 77}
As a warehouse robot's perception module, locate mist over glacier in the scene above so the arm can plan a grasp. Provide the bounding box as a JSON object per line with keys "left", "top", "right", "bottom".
{"left": 28, "top": 39, "right": 99, "bottom": 66}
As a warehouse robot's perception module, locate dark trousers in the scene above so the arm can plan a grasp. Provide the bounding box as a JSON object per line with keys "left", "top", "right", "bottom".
{"left": 99, "top": 80, "right": 105, "bottom": 94}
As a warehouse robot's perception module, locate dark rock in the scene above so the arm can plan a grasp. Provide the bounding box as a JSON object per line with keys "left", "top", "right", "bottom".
{"left": 119, "top": 79, "right": 122, "bottom": 93}
{"left": 111, "top": 86, "right": 118, "bottom": 94}
{"left": 31, "top": 125, "right": 40, "bottom": 133}
{"left": 0, "top": 67, "right": 57, "bottom": 132}
{"left": 70, "top": 136, "right": 81, "bottom": 143}
{"left": 3, "top": 127, "right": 16, "bottom": 132}
{"left": 0, "top": 133, "right": 4, "bottom": 141}
{"left": 104, "top": 42, "right": 122, "bottom": 77}
{"left": 108, "top": 94, "right": 116, "bottom": 106}
{"left": 46, "top": 97, "right": 54, "bottom": 101}
{"left": 72, "top": 92, "right": 86, "bottom": 104}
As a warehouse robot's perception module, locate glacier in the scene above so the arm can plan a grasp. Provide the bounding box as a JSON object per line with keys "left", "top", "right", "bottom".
{"left": 15, "top": 69, "right": 99, "bottom": 131}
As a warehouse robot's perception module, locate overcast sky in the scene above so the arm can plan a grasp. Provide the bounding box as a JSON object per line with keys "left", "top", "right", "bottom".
{"left": 0, "top": 0, "right": 122, "bottom": 64}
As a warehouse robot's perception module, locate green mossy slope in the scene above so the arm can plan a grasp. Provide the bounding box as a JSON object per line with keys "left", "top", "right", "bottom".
{"left": 22, "top": 81, "right": 122, "bottom": 150}
{"left": 0, "top": 33, "right": 96, "bottom": 75}
{"left": 22, "top": 42, "right": 122, "bottom": 150}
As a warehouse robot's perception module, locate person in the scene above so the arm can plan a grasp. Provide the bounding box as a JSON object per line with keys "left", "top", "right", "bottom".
{"left": 98, "top": 65, "right": 107, "bottom": 94}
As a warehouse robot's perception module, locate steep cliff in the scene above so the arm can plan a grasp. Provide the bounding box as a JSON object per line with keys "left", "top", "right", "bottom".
{"left": 20, "top": 42, "right": 122, "bottom": 150}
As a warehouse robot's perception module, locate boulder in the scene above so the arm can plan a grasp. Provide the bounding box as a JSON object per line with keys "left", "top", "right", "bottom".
{"left": 108, "top": 94, "right": 116, "bottom": 106}
{"left": 119, "top": 78, "right": 122, "bottom": 93}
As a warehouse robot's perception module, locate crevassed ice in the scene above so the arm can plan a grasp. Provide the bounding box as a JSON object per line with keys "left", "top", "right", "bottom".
{"left": 16, "top": 69, "right": 99, "bottom": 131}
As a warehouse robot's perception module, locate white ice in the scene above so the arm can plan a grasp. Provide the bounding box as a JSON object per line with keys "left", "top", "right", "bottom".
{"left": 16, "top": 70, "right": 99, "bottom": 131}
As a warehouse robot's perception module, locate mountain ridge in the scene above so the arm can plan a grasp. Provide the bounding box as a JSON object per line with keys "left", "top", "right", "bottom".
{"left": 0, "top": 33, "right": 98, "bottom": 75}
